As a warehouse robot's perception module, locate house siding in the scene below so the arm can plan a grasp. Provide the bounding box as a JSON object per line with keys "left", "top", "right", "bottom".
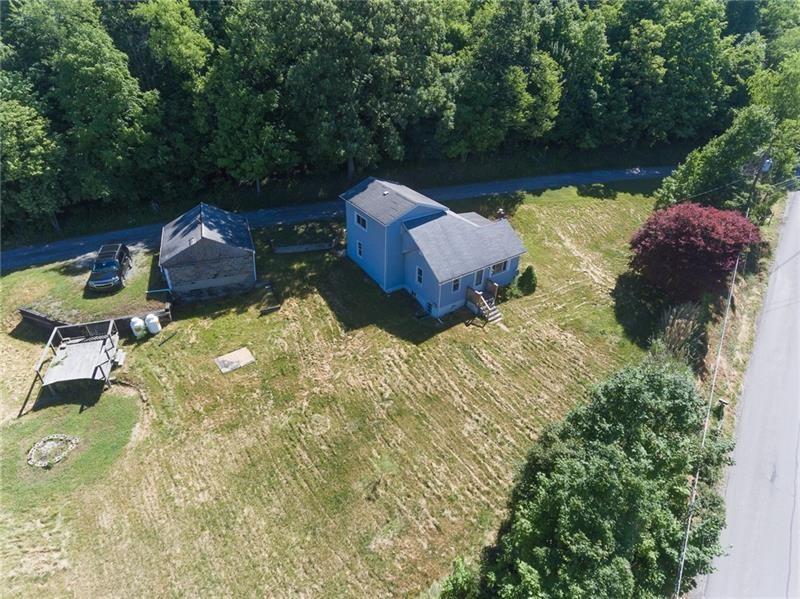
{"left": 398, "top": 251, "right": 523, "bottom": 317}
{"left": 436, "top": 272, "right": 476, "bottom": 316}
{"left": 488, "top": 255, "right": 521, "bottom": 287}
{"left": 433, "top": 255, "right": 521, "bottom": 317}
{"left": 403, "top": 250, "right": 440, "bottom": 314}
{"left": 345, "top": 202, "right": 387, "bottom": 290}
{"left": 343, "top": 185, "right": 525, "bottom": 317}
{"left": 384, "top": 205, "right": 444, "bottom": 291}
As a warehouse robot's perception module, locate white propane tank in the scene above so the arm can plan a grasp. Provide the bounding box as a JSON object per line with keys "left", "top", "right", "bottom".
{"left": 130, "top": 316, "right": 147, "bottom": 339}
{"left": 145, "top": 313, "right": 162, "bottom": 335}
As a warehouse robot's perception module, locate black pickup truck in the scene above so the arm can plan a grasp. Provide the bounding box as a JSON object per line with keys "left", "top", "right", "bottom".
{"left": 86, "top": 244, "right": 132, "bottom": 292}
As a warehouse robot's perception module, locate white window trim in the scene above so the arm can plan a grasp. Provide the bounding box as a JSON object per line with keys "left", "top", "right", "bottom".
{"left": 357, "top": 240, "right": 363, "bottom": 257}
{"left": 475, "top": 269, "right": 484, "bottom": 286}
{"left": 355, "top": 212, "right": 368, "bottom": 231}
{"left": 416, "top": 266, "right": 423, "bottom": 285}
{"left": 452, "top": 278, "right": 460, "bottom": 292}
{"left": 491, "top": 260, "right": 508, "bottom": 275}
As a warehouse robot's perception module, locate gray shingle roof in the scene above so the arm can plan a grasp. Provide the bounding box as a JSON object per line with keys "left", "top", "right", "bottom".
{"left": 405, "top": 212, "right": 526, "bottom": 282}
{"left": 340, "top": 177, "right": 446, "bottom": 225}
{"left": 459, "top": 212, "right": 491, "bottom": 226}
{"left": 159, "top": 203, "right": 254, "bottom": 266}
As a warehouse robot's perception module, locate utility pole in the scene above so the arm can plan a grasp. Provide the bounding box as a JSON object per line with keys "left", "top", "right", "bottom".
{"left": 746, "top": 151, "right": 772, "bottom": 219}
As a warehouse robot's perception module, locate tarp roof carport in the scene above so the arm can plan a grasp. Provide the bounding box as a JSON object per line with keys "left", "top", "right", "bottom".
{"left": 34, "top": 321, "right": 120, "bottom": 387}
{"left": 159, "top": 203, "right": 254, "bottom": 267}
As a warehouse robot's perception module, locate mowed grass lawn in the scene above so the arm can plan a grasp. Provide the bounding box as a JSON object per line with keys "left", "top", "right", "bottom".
{"left": 0, "top": 183, "right": 656, "bottom": 596}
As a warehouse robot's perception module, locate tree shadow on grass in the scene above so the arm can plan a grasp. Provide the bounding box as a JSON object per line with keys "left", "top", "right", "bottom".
{"left": 611, "top": 271, "right": 670, "bottom": 348}
{"left": 577, "top": 183, "right": 618, "bottom": 199}
{"left": 266, "top": 221, "right": 344, "bottom": 248}
{"left": 577, "top": 178, "right": 662, "bottom": 200}
{"left": 444, "top": 191, "right": 527, "bottom": 219}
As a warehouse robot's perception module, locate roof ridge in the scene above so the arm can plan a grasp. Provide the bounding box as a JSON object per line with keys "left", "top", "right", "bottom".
{"left": 198, "top": 202, "right": 206, "bottom": 240}
{"left": 446, "top": 210, "right": 483, "bottom": 227}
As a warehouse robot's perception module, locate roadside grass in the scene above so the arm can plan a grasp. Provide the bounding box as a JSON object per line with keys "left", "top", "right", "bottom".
{"left": 264, "top": 221, "right": 344, "bottom": 248}
{"left": 2, "top": 141, "right": 691, "bottom": 249}
{"left": 0, "top": 185, "right": 655, "bottom": 595}
{"left": 701, "top": 197, "right": 788, "bottom": 434}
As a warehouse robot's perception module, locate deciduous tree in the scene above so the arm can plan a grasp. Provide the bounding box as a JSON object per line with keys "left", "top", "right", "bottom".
{"left": 5, "top": 0, "right": 157, "bottom": 207}
{"left": 203, "top": 0, "right": 298, "bottom": 189}
{"left": 630, "top": 203, "right": 761, "bottom": 299}
{"left": 444, "top": 358, "right": 730, "bottom": 598}
{"left": 0, "top": 97, "right": 64, "bottom": 227}
{"left": 654, "top": 105, "right": 793, "bottom": 218}
{"left": 438, "top": 0, "right": 562, "bottom": 157}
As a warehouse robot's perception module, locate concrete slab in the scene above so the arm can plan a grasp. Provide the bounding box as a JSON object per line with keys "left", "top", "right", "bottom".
{"left": 214, "top": 347, "right": 255, "bottom": 374}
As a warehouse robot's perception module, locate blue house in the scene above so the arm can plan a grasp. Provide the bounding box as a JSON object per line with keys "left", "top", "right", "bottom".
{"left": 341, "top": 178, "right": 527, "bottom": 320}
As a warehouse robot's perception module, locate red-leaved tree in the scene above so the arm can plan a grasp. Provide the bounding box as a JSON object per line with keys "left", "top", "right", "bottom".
{"left": 630, "top": 203, "right": 761, "bottom": 300}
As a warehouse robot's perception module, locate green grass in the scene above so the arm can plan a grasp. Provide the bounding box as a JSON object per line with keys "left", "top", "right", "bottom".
{"left": 0, "top": 393, "right": 139, "bottom": 513}
{"left": 266, "top": 221, "right": 343, "bottom": 247}
{"left": 3, "top": 249, "right": 166, "bottom": 324}
{"left": 1, "top": 184, "right": 656, "bottom": 596}
{"left": 0, "top": 392, "right": 139, "bottom": 595}
{"left": 2, "top": 141, "right": 691, "bottom": 248}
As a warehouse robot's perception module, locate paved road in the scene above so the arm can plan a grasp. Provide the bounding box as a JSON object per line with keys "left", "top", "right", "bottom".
{"left": 0, "top": 165, "right": 672, "bottom": 272}
{"left": 702, "top": 192, "right": 800, "bottom": 598}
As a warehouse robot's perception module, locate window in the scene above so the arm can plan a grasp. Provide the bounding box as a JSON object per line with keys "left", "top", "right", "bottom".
{"left": 452, "top": 278, "right": 460, "bottom": 292}
{"left": 474, "top": 269, "right": 484, "bottom": 286}
{"left": 491, "top": 260, "right": 508, "bottom": 275}
{"left": 416, "top": 266, "right": 423, "bottom": 284}
{"left": 357, "top": 240, "right": 363, "bottom": 257}
{"left": 355, "top": 213, "right": 367, "bottom": 230}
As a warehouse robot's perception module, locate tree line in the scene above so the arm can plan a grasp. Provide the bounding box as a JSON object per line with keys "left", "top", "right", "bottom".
{"left": 2, "top": 0, "right": 795, "bottom": 230}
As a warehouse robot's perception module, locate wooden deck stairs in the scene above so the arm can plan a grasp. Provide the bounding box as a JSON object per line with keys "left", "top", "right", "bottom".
{"left": 467, "top": 286, "right": 503, "bottom": 324}
{"left": 478, "top": 294, "right": 503, "bottom": 324}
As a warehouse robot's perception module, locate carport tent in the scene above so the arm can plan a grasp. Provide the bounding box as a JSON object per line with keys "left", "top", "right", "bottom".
{"left": 34, "top": 320, "right": 120, "bottom": 388}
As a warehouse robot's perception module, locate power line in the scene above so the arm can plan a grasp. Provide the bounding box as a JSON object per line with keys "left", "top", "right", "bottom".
{"left": 673, "top": 162, "right": 798, "bottom": 205}
{"left": 680, "top": 175, "right": 748, "bottom": 202}
{"left": 676, "top": 174, "right": 797, "bottom": 212}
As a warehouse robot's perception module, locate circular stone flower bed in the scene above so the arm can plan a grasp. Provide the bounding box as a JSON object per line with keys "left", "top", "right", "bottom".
{"left": 27, "top": 434, "right": 79, "bottom": 469}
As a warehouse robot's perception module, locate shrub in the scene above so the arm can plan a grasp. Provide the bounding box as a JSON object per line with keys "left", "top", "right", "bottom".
{"left": 440, "top": 558, "right": 479, "bottom": 599}
{"left": 630, "top": 203, "right": 761, "bottom": 300}
{"left": 516, "top": 265, "right": 537, "bottom": 295}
